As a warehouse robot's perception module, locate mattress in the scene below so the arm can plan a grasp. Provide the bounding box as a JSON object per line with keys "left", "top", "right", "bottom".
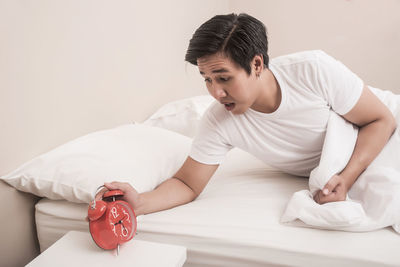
{"left": 35, "top": 148, "right": 400, "bottom": 266}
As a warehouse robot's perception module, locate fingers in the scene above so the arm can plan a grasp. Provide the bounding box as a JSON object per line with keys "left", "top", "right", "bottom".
{"left": 314, "top": 186, "right": 346, "bottom": 204}
{"left": 322, "top": 174, "right": 340, "bottom": 196}
{"left": 314, "top": 190, "right": 330, "bottom": 204}
{"left": 93, "top": 181, "right": 134, "bottom": 202}
{"left": 104, "top": 181, "right": 132, "bottom": 192}
{"left": 316, "top": 190, "right": 338, "bottom": 204}
{"left": 104, "top": 181, "right": 124, "bottom": 190}
{"left": 313, "top": 190, "right": 328, "bottom": 204}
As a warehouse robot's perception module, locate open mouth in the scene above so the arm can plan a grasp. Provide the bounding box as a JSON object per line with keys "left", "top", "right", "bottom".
{"left": 224, "top": 103, "right": 235, "bottom": 111}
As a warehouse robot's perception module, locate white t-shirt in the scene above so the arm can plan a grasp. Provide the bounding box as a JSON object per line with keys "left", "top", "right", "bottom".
{"left": 189, "top": 50, "right": 364, "bottom": 177}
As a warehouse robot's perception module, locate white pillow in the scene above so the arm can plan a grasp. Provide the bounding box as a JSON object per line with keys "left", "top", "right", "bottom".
{"left": 0, "top": 124, "right": 191, "bottom": 203}
{"left": 143, "top": 95, "right": 215, "bottom": 138}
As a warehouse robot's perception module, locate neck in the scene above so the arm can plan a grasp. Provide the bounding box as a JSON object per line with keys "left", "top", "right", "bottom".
{"left": 251, "top": 69, "right": 281, "bottom": 113}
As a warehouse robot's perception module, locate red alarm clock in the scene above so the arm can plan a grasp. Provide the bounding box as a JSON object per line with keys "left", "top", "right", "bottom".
{"left": 88, "top": 188, "right": 137, "bottom": 251}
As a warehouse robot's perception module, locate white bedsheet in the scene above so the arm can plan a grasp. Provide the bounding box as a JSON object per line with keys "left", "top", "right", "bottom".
{"left": 36, "top": 148, "right": 400, "bottom": 266}
{"left": 282, "top": 87, "right": 400, "bottom": 233}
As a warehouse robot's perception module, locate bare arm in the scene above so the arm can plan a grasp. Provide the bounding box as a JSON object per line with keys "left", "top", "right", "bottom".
{"left": 102, "top": 157, "right": 219, "bottom": 215}
{"left": 315, "top": 85, "right": 397, "bottom": 204}
{"left": 340, "top": 86, "right": 397, "bottom": 188}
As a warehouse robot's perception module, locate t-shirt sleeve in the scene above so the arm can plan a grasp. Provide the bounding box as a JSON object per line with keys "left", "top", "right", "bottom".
{"left": 189, "top": 105, "right": 233, "bottom": 165}
{"left": 316, "top": 50, "right": 364, "bottom": 115}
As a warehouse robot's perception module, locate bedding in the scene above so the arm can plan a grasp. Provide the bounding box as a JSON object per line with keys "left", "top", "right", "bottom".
{"left": 143, "top": 95, "right": 215, "bottom": 138}
{"left": 282, "top": 87, "right": 400, "bottom": 233}
{"left": 35, "top": 148, "right": 400, "bottom": 266}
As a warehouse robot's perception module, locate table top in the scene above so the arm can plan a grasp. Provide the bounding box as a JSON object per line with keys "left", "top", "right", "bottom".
{"left": 26, "top": 231, "right": 187, "bottom": 267}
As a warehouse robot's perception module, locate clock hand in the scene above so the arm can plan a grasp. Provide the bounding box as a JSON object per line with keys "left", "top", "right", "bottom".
{"left": 114, "top": 215, "right": 127, "bottom": 225}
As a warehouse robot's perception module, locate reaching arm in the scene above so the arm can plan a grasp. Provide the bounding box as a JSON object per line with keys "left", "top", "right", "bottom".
{"left": 101, "top": 157, "right": 219, "bottom": 215}
{"left": 314, "top": 85, "right": 397, "bottom": 204}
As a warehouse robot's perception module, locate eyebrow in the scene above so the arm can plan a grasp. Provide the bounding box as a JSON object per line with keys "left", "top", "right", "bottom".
{"left": 199, "top": 68, "right": 230, "bottom": 75}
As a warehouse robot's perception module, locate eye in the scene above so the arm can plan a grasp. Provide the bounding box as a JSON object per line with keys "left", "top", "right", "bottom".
{"left": 204, "top": 78, "right": 212, "bottom": 83}
{"left": 219, "top": 77, "right": 230, "bottom": 82}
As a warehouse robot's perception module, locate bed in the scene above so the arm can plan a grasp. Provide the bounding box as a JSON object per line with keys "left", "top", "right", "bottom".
{"left": 2, "top": 95, "right": 400, "bottom": 267}
{"left": 33, "top": 150, "right": 400, "bottom": 267}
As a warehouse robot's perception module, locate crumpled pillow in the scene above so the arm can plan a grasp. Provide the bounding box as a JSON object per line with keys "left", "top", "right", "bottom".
{"left": 143, "top": 95, "right": 215, "bottom": 138}
{"left": 0, "top": 124, "right": 191, "bottom": 203}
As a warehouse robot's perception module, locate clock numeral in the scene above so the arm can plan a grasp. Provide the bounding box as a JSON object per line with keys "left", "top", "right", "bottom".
{"left": 111, "top": 223, "right": 117, "bottom": 236}
{"left": 111, "top": 207, "right": 119, "bottom": 219}
{"left": 121, "top": 225, "right": 129, "bottom": 237}
{"left": 122, "top": 209, "right": 130, "bottom": 221}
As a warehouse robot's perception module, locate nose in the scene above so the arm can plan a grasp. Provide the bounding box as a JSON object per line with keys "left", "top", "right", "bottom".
{"left": 209, "top": 84, "right": 227, "bottom": 101}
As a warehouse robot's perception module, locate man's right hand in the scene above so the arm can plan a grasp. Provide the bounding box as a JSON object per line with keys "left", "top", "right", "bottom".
{"left": 93, "top": 156, "right": 219, "bottom": 217}
{"left": 95, "top": 181, "right": 142, "bottom": 212}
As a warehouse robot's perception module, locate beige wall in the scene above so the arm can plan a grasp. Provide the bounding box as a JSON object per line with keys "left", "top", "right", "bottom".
{"left": 0, "top": 0, "right": 229, "bottom": 174}
{"left": 229, "top": 0, "right": 400, "bottom": 93}
{"left": 1, "top": 0, "right": 399, "bottom": 175}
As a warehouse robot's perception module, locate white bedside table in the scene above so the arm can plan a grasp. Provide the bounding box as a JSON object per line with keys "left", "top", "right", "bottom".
{"left": 26, "top": 231, "right": 186, "bottom": 267}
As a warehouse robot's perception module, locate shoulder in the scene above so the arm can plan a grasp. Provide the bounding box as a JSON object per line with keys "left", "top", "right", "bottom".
{"left": 270, "top": 50, "right": 335, "bottom": 68}
{"left": 270, "top": 50, "right": 346, "bottom": 83}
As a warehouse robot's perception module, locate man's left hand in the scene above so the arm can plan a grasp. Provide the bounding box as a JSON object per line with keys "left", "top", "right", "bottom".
{"left": 313, "top": 174, "right": 349, "bottom": 204}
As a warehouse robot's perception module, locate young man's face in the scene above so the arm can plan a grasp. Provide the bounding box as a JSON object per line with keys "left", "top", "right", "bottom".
{"left": 197, "top": 53, "right": 259, "bottom": 115}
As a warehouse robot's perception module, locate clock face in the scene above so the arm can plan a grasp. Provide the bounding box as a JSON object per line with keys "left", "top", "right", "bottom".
{"left": 89, "top": 200, "right": 137, "bottom": 250}
{"left": 107, "top": 201, "right": 136, "bottom": 242}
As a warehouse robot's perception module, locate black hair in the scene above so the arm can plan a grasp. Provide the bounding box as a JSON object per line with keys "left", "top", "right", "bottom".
{"left": 185, "top": 13, "right": 269, "bottom": 75}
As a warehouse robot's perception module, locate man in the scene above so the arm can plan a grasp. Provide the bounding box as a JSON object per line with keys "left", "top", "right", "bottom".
{"left": 100, "top": 13, "right": 396, "bottom": 215}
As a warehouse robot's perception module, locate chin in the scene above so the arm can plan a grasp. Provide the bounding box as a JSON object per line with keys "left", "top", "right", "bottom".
{"left": 231, "top": 106, "right": 247, "bottom": 115}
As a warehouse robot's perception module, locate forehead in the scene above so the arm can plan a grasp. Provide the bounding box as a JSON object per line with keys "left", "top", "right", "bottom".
{"left": 197, "top": 53, "right": 240, "bottom": 75}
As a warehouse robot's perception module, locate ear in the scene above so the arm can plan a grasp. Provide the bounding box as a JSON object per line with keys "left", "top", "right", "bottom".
{"left": 251, "top": 54, "right": 264, "bottom": 76}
